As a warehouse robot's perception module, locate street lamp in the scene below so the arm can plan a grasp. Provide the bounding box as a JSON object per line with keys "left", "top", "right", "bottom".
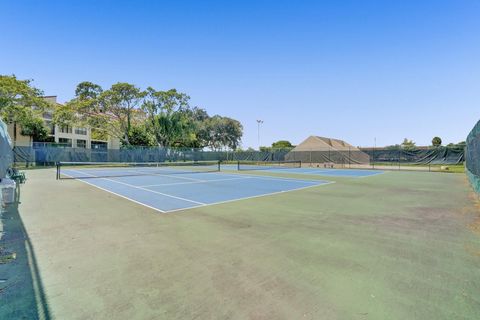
{"left": 256, "top": 119, "right": 264, "bottom": 149}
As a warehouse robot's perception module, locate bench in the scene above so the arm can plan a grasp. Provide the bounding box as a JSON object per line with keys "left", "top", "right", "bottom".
{"left": 7, "top": 168, "right": 26, "bottom": 184}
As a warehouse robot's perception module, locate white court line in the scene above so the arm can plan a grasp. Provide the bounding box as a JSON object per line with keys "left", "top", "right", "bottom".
{"left": 84, "top": 167, "right": 207, "bottom": 182}
{"left": 165, "top": 180, "right": 336, "bottom": 213}
{"left": 276, "top": 168, "right": 386, "bottom": 179}
{"left": 68, "top": 169, "right": 206, "bottom": 205}
{"left": 304, "top": 169, "right": 387, "bottom": 178}
{"left": 214, "top": 171, "right": 328, "bottom": 184}
{"left": 139, "top": 176, "right": 254, "bottom": 187}
{"left": 239, "top": 175, "right": 324, "bottom": 184}
{"left": 62, "top": 169, "right": 335, "bottom": 214}
{"left": 60, "top": 171, "right": 167, "bottom": 213}
{"left": 355, "top": 171, "right": 387, "bottom": 179}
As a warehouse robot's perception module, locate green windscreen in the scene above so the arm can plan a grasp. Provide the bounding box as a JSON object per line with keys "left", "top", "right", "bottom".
{"left": 0, "top": 119, "right": 13, "bottom": 180}
{"left": 466, "top": 120, "right": 480, "bottom": 193}
{"left": 56, "top": 160, "right": 221, "bottom": 180}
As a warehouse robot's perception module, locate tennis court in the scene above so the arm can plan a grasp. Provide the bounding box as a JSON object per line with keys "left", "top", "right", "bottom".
{"left": 276, "top": 167, "right": 383, "bottom": 177}
{"left": 223, "top": 161, "right": 383, "bottom": 177}
{"left": 58, "top": 161, "right": 331, "bottom": 212}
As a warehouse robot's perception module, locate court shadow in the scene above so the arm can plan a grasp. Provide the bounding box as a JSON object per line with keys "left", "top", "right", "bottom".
{"left": 0, "top": 186, "right": 52, "bottom": 319}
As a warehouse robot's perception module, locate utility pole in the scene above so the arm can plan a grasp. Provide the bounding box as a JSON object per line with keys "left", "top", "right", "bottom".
{"left": 256, "top": 119, "right": 263, "bottom": 150}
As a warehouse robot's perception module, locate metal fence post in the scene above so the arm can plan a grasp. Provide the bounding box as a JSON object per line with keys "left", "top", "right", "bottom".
{"left": 348, "top": 146, "right": 351, "bottom": 169}
{"left": 398, "top": 148, "right": 401, "bottom": 170}
{"left": 372, "top": 147, "right": 375, "bottom": 169}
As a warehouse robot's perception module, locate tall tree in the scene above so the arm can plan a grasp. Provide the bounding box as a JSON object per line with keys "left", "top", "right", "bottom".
{"left": 54, "top": 81, "right": 244, "bottom": 150}
{"left": 188, "top": 107, "right": 213, "bottom": 148}
{"left": 127, "top": 124, "right": 156, "bottom": 146}
{"left": 53, "top": 81, "right": 103, "bottom": 132}
{"left": 271, "top": 140, "right": 294, "bottom": 149}
{"left": 0, "top": 75, "right": 48, "bottom": 115}
{"left": 20, "top": 115, "right": 49, "bottom": 144}
{"left": 401, "top": 138, "right": 416, "bottom": 151}
{"left": 142, "top": 88, "right": 191, "bottom": 147}
{"left": 222, "top": 117, "right": 243, "bottom": 150}
{"left": 100, "top": 83, "right": 145, "bottom": 145}
{"left": 204, "top": 116, "right": 243, "bottom": 151}
{"left": 431, "top": 136, "right": 442, "bottom": 147}
{"left": 61, "top": 82, "right": 145, "bottom": 145}
{"left": 0, "top": 75, "right": 50, "bottom": 143}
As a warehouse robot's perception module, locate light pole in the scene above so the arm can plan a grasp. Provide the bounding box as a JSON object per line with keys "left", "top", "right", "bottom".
{"left": 256, "top": 119, "right": 264, "bottom": 150}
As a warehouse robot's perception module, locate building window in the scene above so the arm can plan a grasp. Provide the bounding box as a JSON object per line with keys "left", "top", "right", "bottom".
{"left": 60, "top": 126, "right": 72, "bottom": 134}
{"left": 76, "top": 139, "right": 87, "bottom": 148}
{"left": 75, "top": 128, "right": 87, "bottom": 135}
{"left": 43, "top": 111, "right": 53, "bottom": 120}
{"left": 45, "top": 121, "right": 55, "bottom": 135}
{"left": 58, "top": 138, "right": 72, "bottom": 147}
{"left": 91, "top": 141, "right": 108, "bottom": 150}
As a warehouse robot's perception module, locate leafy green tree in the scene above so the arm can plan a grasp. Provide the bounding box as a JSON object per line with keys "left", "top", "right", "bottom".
{"left": 271, "top": 140, "right": 294, "bottom": 149}
{"left": 431, "top": 136, "right": 442, "bottom": 147}
{"left": 64, "top": 82, "right": 144, "bottom": 145}
{"left": 126, "top": 124, "right": 156, "bottom": 146}
{"left": 156, "top": 110, "right": 197, "bottom": 148}
{"left": 204, "top": 116, "right": 243, "bottom": 151}
{"left": 54, "top": 81, "right": 103, "bottom": 130}
{"left": 0, "top": 75, "right": 48, "bottom": 117}
{"left": 20, "top": 115, "right": 49, "bottom": 143}
{"left": 99, "top": 83, "right": 145, "bottom": 145}
{"left": 223, "top": 117, "right": 243, "bottom": 150}
{"left": 0, "top": 75, "right": 50, "bottom": 143}
{"left": 57, "top": 81, "right": 244, "bottom": 150}
{"left": 142, "top": 88, "right": 191, "bottom": 147}
{"left": 401, "top": 138, "right": 416, "bottom": 150}
{"left": 183, "top": 107, "right": 210, "bottom": 148}
{"left": 53, "top": 102, "right": 77, "bottom": 128}
{"left": 75, "top": 81, "right": 103, "bottom": 100}
{"left": 385, "top": 144, "right": 401, "bottom": 150}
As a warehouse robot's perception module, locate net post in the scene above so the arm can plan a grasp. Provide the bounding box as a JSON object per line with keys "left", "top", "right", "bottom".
{"left": 56, "top": 162, "right": 59, "bottom": 180}
{"left": 217, "top": 160, "right": 221, "bottom": 171}
{"left": 237, "top": 160, "right": 240, "bottom": 171}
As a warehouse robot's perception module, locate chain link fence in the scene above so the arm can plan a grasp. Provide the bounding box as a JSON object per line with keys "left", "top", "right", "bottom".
{"left": 12, "top": 144, "right": 294, "bottom": 167}
{"left": 466, "top": 120, "right": 480, "bottom": 192}
{"left": 286, "top": 146, "right": 464, "bottom": 171}
{"left": 13, "top": 143, "right": 465, "bottom": 172}
{"left": 0, "top": 119, "right": 13, "bottom": 179}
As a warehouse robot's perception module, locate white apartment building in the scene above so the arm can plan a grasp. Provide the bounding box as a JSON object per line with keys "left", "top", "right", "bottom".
{"left": 7, "top": 96, "right": 120, "bottom": 149}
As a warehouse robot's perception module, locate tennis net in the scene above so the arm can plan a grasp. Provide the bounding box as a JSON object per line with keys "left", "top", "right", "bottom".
{"left": 56, "top": 160, "right": 221, "bottom": 179}
{"left": 237, "top": 160, "right": 302, "bottom": 171}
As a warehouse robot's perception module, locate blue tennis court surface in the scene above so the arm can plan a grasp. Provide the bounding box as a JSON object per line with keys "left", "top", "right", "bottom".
{"left": 62, "top": 169, "right": 331, "bottom": 213}
{"left": 273, "top": 167, "right": 384, "bottom": 177}
{"left": 221, "top": 164, "right": 383, "bottom": 177}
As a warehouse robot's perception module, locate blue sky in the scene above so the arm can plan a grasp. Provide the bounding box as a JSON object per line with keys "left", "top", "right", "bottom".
{"left": 1, "top": 0, "right": 479, "bottom": 148}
